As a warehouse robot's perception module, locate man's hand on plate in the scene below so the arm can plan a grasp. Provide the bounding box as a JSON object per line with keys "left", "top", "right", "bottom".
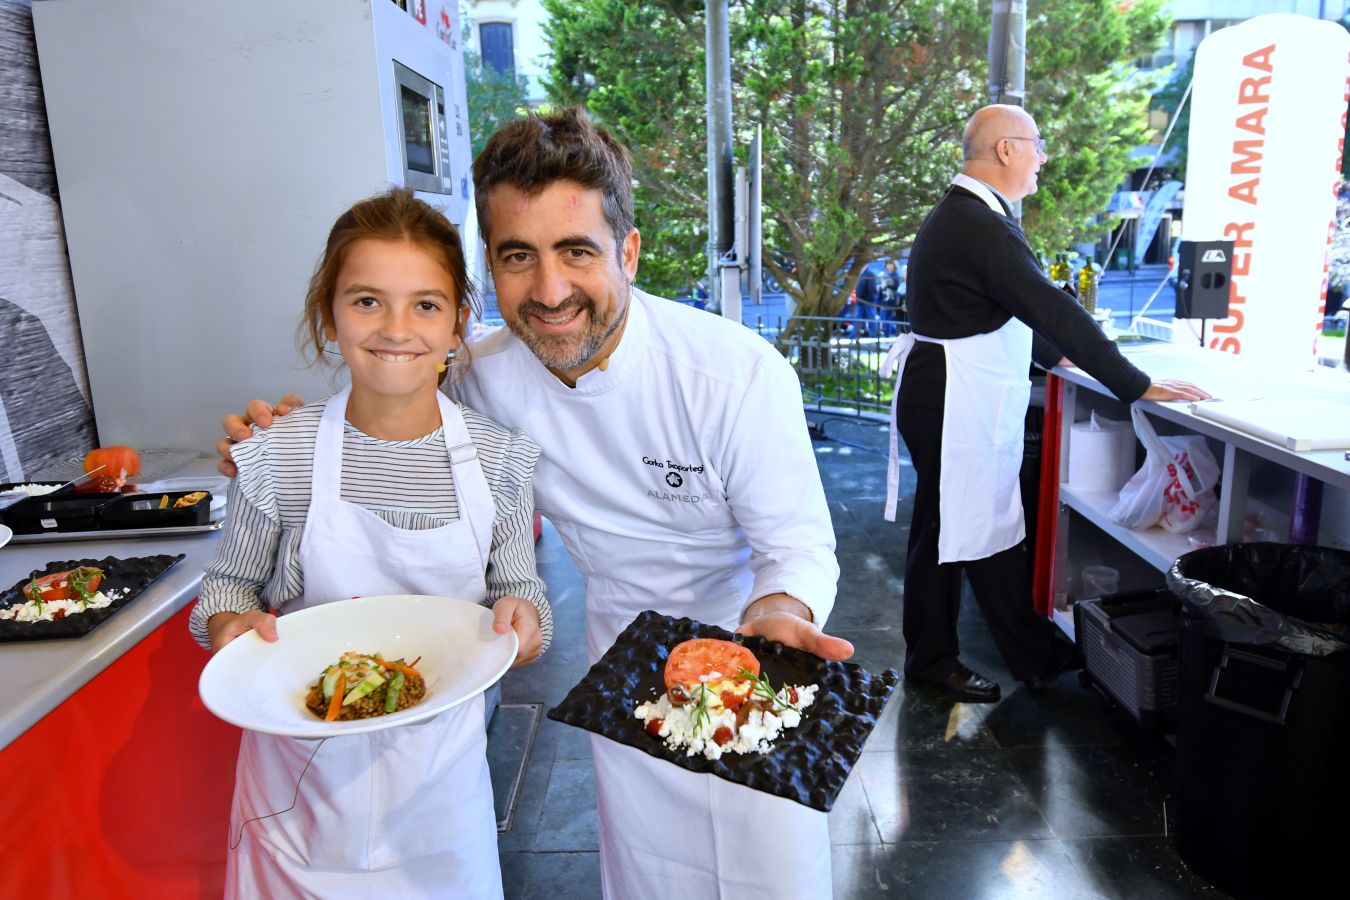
{"left": 492, "top": 596, "right": 543, "bottom": 667}
{"left": 736, "top": 593, "right": 854, "bottom": 661}
{"left": 1140, "top": 380, "right": 1211, "bottom": 403}
{"left": 207, "top": 610, "right": 278, "bottom": 653}
{"left": 216, "top": 394, "right": 305, "bottom": 477}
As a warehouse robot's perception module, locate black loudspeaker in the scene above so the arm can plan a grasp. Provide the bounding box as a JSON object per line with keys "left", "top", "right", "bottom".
{"left": 1174, "top": 239, "right": 1234, "bottom": 319}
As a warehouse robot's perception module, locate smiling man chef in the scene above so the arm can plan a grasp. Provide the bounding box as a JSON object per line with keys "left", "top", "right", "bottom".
{"left": 222, "top": 108, "right": 850, "bottom": 899}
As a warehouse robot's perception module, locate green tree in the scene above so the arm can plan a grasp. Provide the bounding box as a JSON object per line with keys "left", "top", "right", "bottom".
{"left": 463, "top": 45, "right": 531, "bottom": 159}
{"left": 544, "top": 0, "right": 1169, "bottom": 317}
{"left": 1022, "top": 0, "right": 1171, "bottom": 254}
{"left": 1150, "top": 52, "right": 1193, "bottom": 183}
{"left": 1342, "top": 13, "right": 1350, "bottom": 180}
{"left": 545, "top": 0, "right": 713, "bottom": 298}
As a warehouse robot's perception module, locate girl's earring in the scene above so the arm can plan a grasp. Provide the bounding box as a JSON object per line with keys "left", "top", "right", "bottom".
{"left": 435, "top": 347, "right": 458, "bottom": 374}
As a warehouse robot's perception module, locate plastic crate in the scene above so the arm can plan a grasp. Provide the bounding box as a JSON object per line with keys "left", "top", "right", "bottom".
{"left": 1075, "top": 589, "right": 1180, "bottom": 733}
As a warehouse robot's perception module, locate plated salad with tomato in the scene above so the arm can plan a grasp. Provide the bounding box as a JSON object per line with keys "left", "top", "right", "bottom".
{"left": 634, "top": 638, "right": 818, "bottom": 761}
{"left": 0, "top": 566, "right": 125, "bottom": 623}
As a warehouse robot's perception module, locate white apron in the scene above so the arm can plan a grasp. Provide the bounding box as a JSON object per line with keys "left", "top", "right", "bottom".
{"left": 583, "top": 541, "right": 832, "bottom": 900}
{"left": 884, "top": 174, "right": 1034, "bottom": 563}
{"left": 227, "top": 387, "right": 504, "bottom": 899}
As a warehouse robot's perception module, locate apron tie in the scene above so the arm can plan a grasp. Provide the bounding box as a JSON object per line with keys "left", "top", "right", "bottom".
{"left": 883, "top": 333, "right": 915, "bottom": 522}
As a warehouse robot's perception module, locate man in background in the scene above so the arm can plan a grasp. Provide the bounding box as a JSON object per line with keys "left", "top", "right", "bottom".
{"left": 885, "top": 104, "right": 1208, "bottom": 702}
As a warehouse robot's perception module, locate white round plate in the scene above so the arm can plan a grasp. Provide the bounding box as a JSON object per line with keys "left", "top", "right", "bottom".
{"left": 0, "top": 523, "right": 11, "bottom": 550}
{"left": 198, "top": 594, "right": 517, "bottom": 738}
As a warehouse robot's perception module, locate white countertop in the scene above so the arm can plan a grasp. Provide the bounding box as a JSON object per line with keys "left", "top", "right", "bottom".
{"left": 1054, "top": 341, "right": 1350, "bottom": 492}
{"left": 0, "top": 463, "right": 223, "bottom": 751}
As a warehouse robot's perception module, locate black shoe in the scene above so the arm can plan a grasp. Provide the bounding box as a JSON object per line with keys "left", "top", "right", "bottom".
{"left": 1023, "top": 648, "right": 1084, "bottom": 691}
{"left": 908, "top": 663, "right": 1001, "bottom": 703}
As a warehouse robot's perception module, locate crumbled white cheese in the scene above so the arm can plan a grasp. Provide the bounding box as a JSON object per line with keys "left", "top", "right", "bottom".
{"left": 634, "top": 683, "right": 818, "bottom": 760}
{"left": 0, "top": 588, "right": 127, "bottom": 623}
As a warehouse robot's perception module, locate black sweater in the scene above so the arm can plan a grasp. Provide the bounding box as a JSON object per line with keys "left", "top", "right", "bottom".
{"left": 898, "top": 185, "right": 1151, "bottom": 411}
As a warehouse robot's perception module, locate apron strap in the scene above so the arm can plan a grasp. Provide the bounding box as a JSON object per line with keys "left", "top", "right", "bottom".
{"left": 311, "top": 386, "right": 352, "bottom": 508}
{"left": 436, "top": 392, "right": 495, "bottom": 570}
{"left": 883, "top": 333, "right": 939, "bottom": 522}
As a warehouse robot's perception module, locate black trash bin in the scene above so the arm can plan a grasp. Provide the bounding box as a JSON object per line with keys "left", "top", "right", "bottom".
{"left": 1166, "top": 543, "right": 1350, "bottom": 900}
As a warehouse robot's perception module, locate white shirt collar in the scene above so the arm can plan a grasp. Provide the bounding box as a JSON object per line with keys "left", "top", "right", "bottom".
{"left": 951, "top": 173, "right": 1012, "bottom": 217}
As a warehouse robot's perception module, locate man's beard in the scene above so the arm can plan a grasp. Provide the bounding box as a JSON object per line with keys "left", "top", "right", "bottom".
{"left": 507, "top": 289, "right": 624, "bottom": 371}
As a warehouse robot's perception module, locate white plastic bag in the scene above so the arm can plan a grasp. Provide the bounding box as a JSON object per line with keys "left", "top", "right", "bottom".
{"left": 1108, "top": 406, "right": 1220, "bottom": 533}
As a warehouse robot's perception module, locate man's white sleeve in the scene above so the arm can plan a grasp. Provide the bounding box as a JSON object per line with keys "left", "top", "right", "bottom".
{"left": 719, "top": 354, "right": 839, "bottom": 626}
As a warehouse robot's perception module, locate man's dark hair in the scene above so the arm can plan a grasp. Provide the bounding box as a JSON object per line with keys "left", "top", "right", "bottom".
{"left": 472, "top": 107, "right": 635, "bottom": 248}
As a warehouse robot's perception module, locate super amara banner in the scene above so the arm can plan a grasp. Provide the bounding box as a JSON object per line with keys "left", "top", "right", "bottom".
{"left": 1182, "top": 13, "right": 1350, "bottom": 371}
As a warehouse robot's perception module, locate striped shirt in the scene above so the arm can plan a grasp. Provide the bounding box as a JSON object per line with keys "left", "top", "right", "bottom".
{"left": 188, "top": 401, "right": 551, "bottom": 651}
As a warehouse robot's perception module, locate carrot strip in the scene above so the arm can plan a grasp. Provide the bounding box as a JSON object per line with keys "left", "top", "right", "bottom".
{"left": 379, "top": 660, "right": 421, "bottom": 677}
{"left": 325, "top": 674, "right": 345, "bottom": 722}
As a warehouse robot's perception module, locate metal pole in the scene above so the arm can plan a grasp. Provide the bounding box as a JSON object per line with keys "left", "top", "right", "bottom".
{"left": 988, "top": 0, "right": 1026, "bottom": 108}
{"left": 988, "top": 0, "right": 1026, "bottom": 219}
{"left": 706, "top": 0, "right": 734, "bottom": 311}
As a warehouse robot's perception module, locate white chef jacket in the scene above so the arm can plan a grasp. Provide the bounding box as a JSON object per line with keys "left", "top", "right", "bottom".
{"left": 453, "top": 288, "right": 838, "bottom": 639}
{"left": 454, "top": 289, "right": 838, "bottom": 898}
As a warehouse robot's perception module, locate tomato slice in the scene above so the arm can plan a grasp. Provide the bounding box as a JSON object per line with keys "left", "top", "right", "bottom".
{"left": 25, "top": 568, "right": 104, "bottom": 603}
{"left": 663, "top": 638, "right": 760, "bottom": 692}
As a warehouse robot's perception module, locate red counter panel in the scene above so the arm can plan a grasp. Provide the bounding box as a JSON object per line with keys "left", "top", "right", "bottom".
{"left": 0, "top": 605, "right": 237, "bottom": 898}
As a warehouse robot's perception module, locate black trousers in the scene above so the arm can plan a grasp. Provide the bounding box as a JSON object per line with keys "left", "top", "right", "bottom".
{"left": 897, "top": 401, "right": 1065, "bottom": 682}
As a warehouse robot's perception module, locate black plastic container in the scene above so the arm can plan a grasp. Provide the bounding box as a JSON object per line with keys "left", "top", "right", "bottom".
{"left": 2, "top": 495, "right": 111, "bottom": 534}
{"left": 1076, "top": 587, "right": 1180, "bottom": 734}
{"left": 99, "top": 491, "right": 211, "bottom": 529}
{"left": 1167, "top": 544, "right": 1350, "bottom": 900}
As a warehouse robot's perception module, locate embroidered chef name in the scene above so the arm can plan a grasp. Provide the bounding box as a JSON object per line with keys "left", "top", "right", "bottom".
{"left": 642, "top": 456, "right": 705, "bottom": 474}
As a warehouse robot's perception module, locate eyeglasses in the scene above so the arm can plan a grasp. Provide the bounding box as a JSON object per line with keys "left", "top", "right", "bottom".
{"left": 1004, "top": 136, "right": 1047, "bottom": 155}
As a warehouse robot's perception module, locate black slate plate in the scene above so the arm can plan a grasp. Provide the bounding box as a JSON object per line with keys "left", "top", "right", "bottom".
{"left": 0, "top": 554, "right": 185, "bottom": 642}
{"left": 547, "top": 610, "right": 899, "bottom": 812}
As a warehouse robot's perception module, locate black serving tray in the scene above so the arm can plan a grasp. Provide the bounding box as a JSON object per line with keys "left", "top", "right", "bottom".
{"left": 547, "top": 610, "right": 899, "bottom": 812}
{"left": 0, "top": 554, "right": 185, "bottom": 642}
{"left": 0, "top": 486, "right": 211, "bottom": 537}
{"left": 99, "top": 491, "right": 212, "bottom": 529}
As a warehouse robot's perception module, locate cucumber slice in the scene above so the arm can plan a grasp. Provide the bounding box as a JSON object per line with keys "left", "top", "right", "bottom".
{"left": 341, "top": 669, "right": 385, "bottom": 706}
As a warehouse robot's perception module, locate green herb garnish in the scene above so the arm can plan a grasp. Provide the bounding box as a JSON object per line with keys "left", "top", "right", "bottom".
{"left": 67, "top": 567, "right": 102, "bottom": 607}
{"left": 23, "top": 580, "right": 44, "bottom": 613}
{"left": 692, "top": 683, "right": 713, "bottom": 736}
{"left": 738, "top": 667, "right": 799, "bottom": 713}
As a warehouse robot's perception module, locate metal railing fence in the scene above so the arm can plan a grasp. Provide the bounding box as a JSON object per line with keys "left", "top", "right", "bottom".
{"left": 744, "top": 314, "right": 906, "bottom": 418}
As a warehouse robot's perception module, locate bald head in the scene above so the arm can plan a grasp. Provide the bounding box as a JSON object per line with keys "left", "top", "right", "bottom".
{"left": 962, "top": 105, "right": 1034, "bottom": 161}
{"left": 960, "top": 104, "right": 1045, "bottom": 203}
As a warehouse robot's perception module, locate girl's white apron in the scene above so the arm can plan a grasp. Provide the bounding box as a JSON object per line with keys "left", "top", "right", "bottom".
{"left": 227, "top": 387, "right": 504, "bottom": 899}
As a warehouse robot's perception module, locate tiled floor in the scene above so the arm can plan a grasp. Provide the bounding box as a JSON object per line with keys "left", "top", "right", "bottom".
{"left": 488, "top": 413, "right": 1227, "bottom": 899}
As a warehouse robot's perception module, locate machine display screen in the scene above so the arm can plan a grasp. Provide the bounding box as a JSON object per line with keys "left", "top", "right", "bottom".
{"left": 401, "top": 85, "right": 436, "bottom": 175}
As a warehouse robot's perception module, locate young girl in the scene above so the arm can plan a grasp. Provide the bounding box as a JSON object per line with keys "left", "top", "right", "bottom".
{"left": 190, "top": 189, "right": 551, "bottom": 898}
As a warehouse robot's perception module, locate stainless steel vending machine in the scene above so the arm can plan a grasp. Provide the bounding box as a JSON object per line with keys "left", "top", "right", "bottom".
{"left": 32, "top": 0, "right": 473, "bottom": 451}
